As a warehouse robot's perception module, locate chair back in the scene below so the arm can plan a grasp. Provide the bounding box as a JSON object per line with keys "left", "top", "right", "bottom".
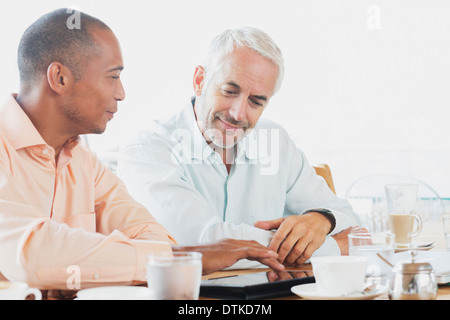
{"left": 313, "top": 164, "right": 336, "bottom": 194}
{"left": 345, "top": 174, "right": 445, "bottom": 232}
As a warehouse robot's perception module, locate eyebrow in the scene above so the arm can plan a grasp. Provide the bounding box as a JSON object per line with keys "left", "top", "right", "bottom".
{"left": 252, "top": 94, "right": 268, "bottom": 102}
{"left": 107, "top": 66, "right": 124, "bottom": 73}
{"left": 226, "top": 81, "right": 240, "bottom": 90}
{"left": 225, "top": 81, "right": 268, "bottom": 101}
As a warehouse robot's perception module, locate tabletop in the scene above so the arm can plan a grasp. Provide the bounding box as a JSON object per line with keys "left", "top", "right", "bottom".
{"left": 201, "top": 220, "right": 450, "bottom": 300}
{"left": 40, "top": 220, "right": 450, "bottom": 300}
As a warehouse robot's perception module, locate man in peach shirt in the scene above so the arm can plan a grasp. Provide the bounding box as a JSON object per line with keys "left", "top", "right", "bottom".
{"left": 0, "top": 8, "right": 283, "bottom": 291}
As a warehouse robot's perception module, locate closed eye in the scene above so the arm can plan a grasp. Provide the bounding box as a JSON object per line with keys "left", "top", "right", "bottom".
{"left": 250, "top": 98, "right": 263, "bottom": 107}
{"left": 220, "top": 81, "right": 241, "bottom": 96}
{"left": 107, "top": 65, "right": 124, "bottom": 81}
{"left": 249, "top": 95, "right": 267, "bottom": 108}
{"left": 222, "top": 89, "right": 238, "bottom": 96}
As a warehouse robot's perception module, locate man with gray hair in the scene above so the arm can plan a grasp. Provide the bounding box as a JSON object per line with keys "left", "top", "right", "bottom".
{"left": 119, "top": 27, "right": 360, "bottom": 268}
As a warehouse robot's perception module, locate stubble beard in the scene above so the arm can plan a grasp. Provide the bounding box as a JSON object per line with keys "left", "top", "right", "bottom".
{"left": 195, "top": 95, "right": 250, "bottom": 150}
{"left": 61, "top": 103, "right": 106, "bottom": 135}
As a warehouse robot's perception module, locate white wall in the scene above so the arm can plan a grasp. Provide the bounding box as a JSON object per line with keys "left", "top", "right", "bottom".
{"left": 1, "top": 0, "right": 450, "bottom": 198}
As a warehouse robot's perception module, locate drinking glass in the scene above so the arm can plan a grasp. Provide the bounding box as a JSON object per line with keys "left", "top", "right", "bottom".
{"left": 385, "top": 184, "right": 423, "bottom": 247}
{"left": 349, "top": 232, "right": 395, "bottom": 287}
{"left": 442, "top": 214, "right": 450, "bottom": 251}
{"left": 147, "top": 252, "right": 202, "bottom": 300}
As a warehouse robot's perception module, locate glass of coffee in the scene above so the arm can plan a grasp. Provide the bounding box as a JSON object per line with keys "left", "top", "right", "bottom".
{"left": 385, "top": 184, "right": 423, "bottom": 248}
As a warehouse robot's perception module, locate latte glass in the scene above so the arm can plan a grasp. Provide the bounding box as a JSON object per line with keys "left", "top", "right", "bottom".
{"left": 385, "top": 184, "right": 422, "bottom": 247}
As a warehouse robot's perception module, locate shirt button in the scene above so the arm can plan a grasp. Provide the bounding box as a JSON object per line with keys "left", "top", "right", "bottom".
{"left": 42, "top": 148, "right": 50, "bottom": 155}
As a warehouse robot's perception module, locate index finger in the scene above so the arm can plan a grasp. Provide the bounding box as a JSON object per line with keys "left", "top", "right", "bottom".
{"left": 254, "top": 217, "right": 285, "bottom": 231}
{"left": 241, "top": 246, "right": 285, "bottom": 272}
{"left": 267, "top": 218, "right": 295, "bottom": 252}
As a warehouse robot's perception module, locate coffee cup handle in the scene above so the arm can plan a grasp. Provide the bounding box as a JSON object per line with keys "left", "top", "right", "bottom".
{"left": 25, "top": 288, "right": 42, "bottom": 300}
{"left": 409, "top": 212, "right": 423, "bottom": 238}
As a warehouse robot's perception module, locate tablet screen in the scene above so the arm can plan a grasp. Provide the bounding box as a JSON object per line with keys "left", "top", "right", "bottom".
{"left": 200, "top": 270, "right": 315, "bottom": 299}
{"left": 204, "top": 270, "right": 313, "bottom": 286}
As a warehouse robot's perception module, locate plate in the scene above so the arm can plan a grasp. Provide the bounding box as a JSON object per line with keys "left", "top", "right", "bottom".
{"left": 291, "top": 283, "right": 386, "bottom": 300}
{"left": 76, "top": 286, "right": 153, "bottom": 300}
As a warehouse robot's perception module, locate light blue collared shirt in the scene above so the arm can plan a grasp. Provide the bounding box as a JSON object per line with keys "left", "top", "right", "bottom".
{"left": 118, "top": 99, "right": 359, "bottom": 267}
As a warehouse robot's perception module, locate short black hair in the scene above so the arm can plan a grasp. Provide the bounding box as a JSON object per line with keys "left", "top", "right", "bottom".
{"left": 18, "top": 8, "right": 111, "bottom": 85}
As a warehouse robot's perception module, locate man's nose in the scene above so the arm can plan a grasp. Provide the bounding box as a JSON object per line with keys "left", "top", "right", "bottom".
{"left": 115, "top": 79, "right": 126, "bottom": 101}
{"left": 229, "top": 97, "right": 247, "bottom": 121}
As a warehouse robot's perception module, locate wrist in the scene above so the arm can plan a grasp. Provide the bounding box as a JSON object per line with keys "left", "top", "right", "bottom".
{"left": 301, "top": 208, "right": 336, "bottom": 234}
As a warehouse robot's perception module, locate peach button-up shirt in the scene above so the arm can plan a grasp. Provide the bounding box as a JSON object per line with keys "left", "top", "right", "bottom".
{"left": 0, "top": 95, "right": 176, "bottom": 290}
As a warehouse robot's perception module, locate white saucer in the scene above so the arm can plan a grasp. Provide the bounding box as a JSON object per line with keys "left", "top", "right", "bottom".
{"left": 76, "top": 286, "right": 153, "bottom": 300}
{"left": 291, "top": 283, "right": 386, "bottom": 300}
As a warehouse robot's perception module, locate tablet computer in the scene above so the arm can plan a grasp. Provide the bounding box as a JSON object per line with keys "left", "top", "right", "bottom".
{"left": 200, "top": 270, "right": 315, "bottom": 300}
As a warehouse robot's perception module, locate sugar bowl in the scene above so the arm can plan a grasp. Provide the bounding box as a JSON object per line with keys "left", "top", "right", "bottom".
{"left": 389, "top": 251, "right": 437, "bottom": 300}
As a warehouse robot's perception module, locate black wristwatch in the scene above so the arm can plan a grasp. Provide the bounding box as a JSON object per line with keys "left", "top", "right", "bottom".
{"left": 301, "top": 208, "right": 336, "bottom": 234}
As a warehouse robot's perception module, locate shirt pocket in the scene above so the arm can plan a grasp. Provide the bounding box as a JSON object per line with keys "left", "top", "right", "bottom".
{"left": 64, "top": 212, "right": 96, "bottom": 233}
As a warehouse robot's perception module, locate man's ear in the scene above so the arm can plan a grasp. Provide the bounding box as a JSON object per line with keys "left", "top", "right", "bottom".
{"left": 193, "top": 65, "right": 206, "bottom": 96}
{"left": 46, "top": 62, "right": 74, "bottom": 95}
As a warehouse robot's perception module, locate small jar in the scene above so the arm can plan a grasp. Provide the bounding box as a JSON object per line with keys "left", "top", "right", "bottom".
{"left": 389, "top": 251, "right": 437, "bottom": 300}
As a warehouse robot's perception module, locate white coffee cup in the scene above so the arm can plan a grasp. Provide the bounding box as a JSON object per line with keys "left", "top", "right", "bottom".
{"left": 0, "top": 281, "right": 42, "bottom": 300}
{"left": 310, "top": 256, "right": 368, "bottom": 296}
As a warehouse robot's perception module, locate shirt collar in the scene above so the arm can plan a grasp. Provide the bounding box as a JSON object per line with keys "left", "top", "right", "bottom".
{"left": 174, "top": 97, "right": 260, "bottom": 161}
{"left": 0, "top": 94, "right": 80, "bottom": 151}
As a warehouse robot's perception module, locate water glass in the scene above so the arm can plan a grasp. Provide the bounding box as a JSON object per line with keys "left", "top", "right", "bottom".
{"left": 147, "top": 251, "right": 202, "bottom": 300}
{"left": 349, "top": 232, "right": 395, "bottom": 286}
{"left": 443, "top": 214, "right": 450, "bottom": 251}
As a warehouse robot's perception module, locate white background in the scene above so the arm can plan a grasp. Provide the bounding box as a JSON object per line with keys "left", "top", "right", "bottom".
{"left": 1, "top": 0, "right": 449, "bottom": 198}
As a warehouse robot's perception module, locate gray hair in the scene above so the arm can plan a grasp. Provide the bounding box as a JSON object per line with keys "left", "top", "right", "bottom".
{"left": 203, "top": 27, "right": 284, "bottom": 94}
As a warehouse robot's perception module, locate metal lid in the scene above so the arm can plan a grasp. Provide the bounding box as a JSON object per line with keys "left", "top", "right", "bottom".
{"left": 393, "top": 251, "right": 434, "bottom": 274}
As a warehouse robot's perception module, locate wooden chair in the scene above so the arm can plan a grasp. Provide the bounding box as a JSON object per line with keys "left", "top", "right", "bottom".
{"left": 313, "top": 164, "right": 336, "bottom": 194}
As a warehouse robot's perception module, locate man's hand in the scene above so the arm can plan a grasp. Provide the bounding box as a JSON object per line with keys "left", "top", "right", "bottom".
{"left": 267, "top": 269, "right": 314, "bottom": 282}
{"left": 255, "top": 212, "right": 331, "bottom": 266}
{"left": 172, "top": 238, "right": 285, "bottom": 275}
{"left": 332, "top": 226, "right": 369, "bottom": 255}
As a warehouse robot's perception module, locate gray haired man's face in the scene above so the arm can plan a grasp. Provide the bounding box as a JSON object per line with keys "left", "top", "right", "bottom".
{"left": 194, "top": 47, "right": 279, "bottom": 149}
